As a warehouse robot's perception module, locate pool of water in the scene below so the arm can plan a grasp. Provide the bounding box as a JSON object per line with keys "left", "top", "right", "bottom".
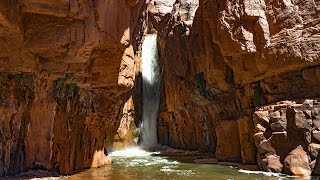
{"left": 63, "top": 148, "right": 302, "bottom": 180}
{"left": 60, "top": 147, "right": 312, "bottom": 180}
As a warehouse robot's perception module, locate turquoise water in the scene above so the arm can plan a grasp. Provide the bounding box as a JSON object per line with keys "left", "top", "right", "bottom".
{"left": 61, "top": 147, "right": 314, "bottom": 180}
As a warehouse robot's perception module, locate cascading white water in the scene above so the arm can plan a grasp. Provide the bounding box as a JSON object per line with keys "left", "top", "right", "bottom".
{"left": 141, "top": 34, "right": 161, "bottom": 149}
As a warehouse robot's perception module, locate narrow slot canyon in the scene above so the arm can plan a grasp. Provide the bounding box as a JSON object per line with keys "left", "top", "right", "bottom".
{"left": 0, "top": 0, "right": 319, "bottom": 179}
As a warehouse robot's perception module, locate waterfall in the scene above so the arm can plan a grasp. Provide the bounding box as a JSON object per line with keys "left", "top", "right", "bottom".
{"left": 141, "top": 34, "right": 161, "bottom": 149}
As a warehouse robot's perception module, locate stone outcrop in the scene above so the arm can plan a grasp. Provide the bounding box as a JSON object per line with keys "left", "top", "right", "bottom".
{"left": 253, "top": 100, "right": 319, "bottom": 175}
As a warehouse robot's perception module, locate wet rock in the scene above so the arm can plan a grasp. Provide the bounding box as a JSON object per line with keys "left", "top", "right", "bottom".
{"left": 91, "top": 150, "right": 112, "bottom": 168}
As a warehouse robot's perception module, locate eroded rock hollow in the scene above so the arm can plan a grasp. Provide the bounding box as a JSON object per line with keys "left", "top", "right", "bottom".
{"left": 0, "top": 0, "right": 319, "bottom": 177}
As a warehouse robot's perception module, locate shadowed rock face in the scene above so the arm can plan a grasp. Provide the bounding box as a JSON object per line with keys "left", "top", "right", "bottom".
{"left": 0, "top": 72, "right": 125, "bottom": 176}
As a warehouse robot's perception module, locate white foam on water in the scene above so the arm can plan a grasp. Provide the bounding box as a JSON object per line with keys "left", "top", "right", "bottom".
{"left": 145, "top": 159, "right": 180, "bottom": 166}
{"left": 240, "top": 170, "right": 312, "bottom": 179}
{"left": 131, "top": 159, "right": 149, "bottom": 163}
{"left": 161, "top": 166, "right": 174, "bottom": 172}
{"left": 238, "top": 169, "right": 286, "bottom": 177}
{"left": 128, "top": 159, "right": 150, "bottom": 166}
{"left": 109, "top": 147, "right": 156, "bottom": 157}
{"left": 160, "top": 166, "right": 194, "bottom": 176}
{"left": 178, "top": 170, "right": 194, "bottom": 176}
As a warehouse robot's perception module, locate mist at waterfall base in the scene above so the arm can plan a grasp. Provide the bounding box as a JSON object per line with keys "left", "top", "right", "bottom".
{"left": 140, "top": 34, "right": 161, "bottom": 149}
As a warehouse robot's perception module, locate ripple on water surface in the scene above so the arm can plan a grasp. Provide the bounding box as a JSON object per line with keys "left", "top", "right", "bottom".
{"left": 56, "top": 148, "right": 309, "bottom": 180}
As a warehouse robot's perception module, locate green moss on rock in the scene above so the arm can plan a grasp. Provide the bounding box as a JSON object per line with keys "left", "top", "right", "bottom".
{"left": 254, "top": 83, "right": 264, "bottom": 107}
{"left": 14, "top": 73, "right": 34, "bottom": 89}
{"left": 53, "top": 75, "right": 79, "bottom": 107}
{"left": 66, "top": 83, "right": 79, "bottom": 99}
{"left": 196, "top": 72, "right": 215, "bottom": 100}
{"left": 53, "top": 78, "right": 65, "bottom": 101}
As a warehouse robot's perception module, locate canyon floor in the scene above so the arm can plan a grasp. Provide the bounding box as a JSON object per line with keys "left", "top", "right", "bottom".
{"left": 6, "top": 147, "right": 314, "bottom": 180}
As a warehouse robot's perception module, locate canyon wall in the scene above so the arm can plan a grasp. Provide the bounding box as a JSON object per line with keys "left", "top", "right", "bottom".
{"left": 150, "top": 0, "right": 320, "bottom": 175}
{"left": 0, "top": 0, "right": 147, "bottom": 176}
{"left": 0, "top": 0, "right": 320, "bottom": 177}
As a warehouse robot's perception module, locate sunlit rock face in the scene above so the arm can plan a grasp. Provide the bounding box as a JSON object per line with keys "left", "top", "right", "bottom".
{"left": 0, "top": 0, "right": 148, "bottom": 176}
{"left": 0, "top": 0, "right": 141, "bottom": 89}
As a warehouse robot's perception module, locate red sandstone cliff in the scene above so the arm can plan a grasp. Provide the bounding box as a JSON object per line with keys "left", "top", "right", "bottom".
{"left": 151, "top": 0, "right": 320, "bottom": 176}
{"left": 0, "top": 0, "right": 146, "bottom": 176}
{"left": 0, "top": 0, "right": 320, "bottom": 177}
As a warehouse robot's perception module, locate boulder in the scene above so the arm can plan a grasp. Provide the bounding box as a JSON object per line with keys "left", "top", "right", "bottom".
{"left": 283, "top": 146, "right": 311, "bottom": 176}
{"left": 264, "top": 154, "right": 283, "bottom": 173}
